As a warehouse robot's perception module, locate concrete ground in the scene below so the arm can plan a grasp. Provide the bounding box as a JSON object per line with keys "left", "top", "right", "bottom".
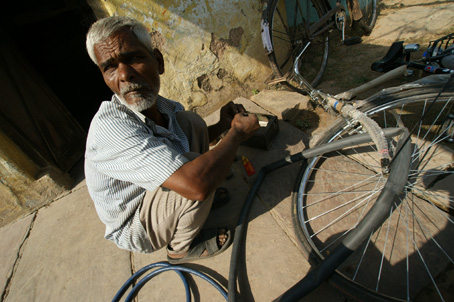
{"left": 0, "top": 91, "right": 347, "bottom": 302}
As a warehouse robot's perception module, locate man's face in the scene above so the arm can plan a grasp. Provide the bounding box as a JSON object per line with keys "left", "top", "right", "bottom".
{"left": 93, "top": 28, "right": 164, "bottom": 111}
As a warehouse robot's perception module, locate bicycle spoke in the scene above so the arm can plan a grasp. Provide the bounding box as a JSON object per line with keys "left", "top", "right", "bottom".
{"left": 395, "top": 200, "right": 447, "bottom": 301}
{"left": 265, "top": 0, "right": 329, "bottom": 89}
{"left": 303, "top": 172, "right": 383, "bottom": 209}
{"left": 334, "top": 135, "right": 382, "bottom": 172}
{"left": 376, "top": 207, "right": 394, "bottom": 291}
{"left": 353, "top": 232, "right": 374, "bottom": 281}
{"left": 408, "top": 186, "right": 454, "bottom": 225}
{"left": 404, "top": 195, "right": 454, "bottom": 261}
{"left": 308, "top": 186, "right": 381, "bottom": 239}
{"left": 321, "top": 199, "right": 372, "bottom": 254}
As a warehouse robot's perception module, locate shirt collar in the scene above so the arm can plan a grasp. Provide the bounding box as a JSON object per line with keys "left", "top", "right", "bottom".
{"left": 111, "top": 94, "right": 190, "bottom": 153}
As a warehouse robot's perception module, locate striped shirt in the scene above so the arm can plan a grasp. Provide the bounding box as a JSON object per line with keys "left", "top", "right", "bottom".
{"left": 84, "top": 95, "right": 190, "bottom": 252}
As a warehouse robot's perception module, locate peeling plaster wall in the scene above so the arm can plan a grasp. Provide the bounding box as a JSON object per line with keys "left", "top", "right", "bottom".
{"left": 88, "top": 0, "right": 271, "bottom": 116}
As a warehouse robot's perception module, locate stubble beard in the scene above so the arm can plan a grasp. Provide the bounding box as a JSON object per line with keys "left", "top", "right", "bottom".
{"left": 120, "top": 82, "right": 158, "bottom": 112}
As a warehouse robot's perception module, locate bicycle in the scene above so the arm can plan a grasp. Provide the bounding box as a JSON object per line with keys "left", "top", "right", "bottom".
{"left": 261, "top": 0, "right": 378, "bottom": 91}
{"left": 274, "top": 34, "right": 454, "bottom": 301}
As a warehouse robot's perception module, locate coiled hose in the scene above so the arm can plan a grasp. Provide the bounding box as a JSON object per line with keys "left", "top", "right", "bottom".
{"left": 112, "top": 262, "right": 228, "bottom": 301}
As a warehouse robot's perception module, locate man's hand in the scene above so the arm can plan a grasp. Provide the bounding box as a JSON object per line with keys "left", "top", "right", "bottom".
{"left": 219, "top": 101, "right": 247, "bottom": 129}
{"left": 164, "top": 102, "right": 259, "bottom": 201}
{"left": 230, "top": 111, "right": 260, "bottom": 142}
{"left": 208, "top": 101, "right": 251, "bottom": 142}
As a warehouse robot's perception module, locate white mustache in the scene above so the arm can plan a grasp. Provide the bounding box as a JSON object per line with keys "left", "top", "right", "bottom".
{"left": 120, "top": 82, "right": 151, "bottom": 95}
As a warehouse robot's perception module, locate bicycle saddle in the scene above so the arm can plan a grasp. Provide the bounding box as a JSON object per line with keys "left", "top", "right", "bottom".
{"left": 441, "top": 45, "right": 454, "bottom": 69}
{"left": 371, "top": 41, "right": 405, "bottom": 72}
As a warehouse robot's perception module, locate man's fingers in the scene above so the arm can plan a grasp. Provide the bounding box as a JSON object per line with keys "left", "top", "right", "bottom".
{"left": 224, "top": 102, "right": 246, "bottom": 115}
{"left": 236, "top": 104, "right": 246, "bottom": 114}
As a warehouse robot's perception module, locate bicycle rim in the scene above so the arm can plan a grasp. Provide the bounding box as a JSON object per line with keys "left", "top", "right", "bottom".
{"left": 358, "top": 0, "right": 377, "bottom": 34}
{"left": 264, "top": 0, "right": 329, "bottom": 90}
{"left": 292, "top": 77, "right": 454, "bottom": 301}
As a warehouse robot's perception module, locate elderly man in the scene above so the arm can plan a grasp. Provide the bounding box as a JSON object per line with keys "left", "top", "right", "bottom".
{"left": 84, "top": 16, "right": 259, "bottom": 263}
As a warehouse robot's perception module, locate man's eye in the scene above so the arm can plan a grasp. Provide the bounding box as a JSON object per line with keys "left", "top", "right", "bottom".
{"left": 126, "top": 57, "right": 136, "bottom": 63}
{"left": 103, "top": 65, "right": 115, "bottom": 72}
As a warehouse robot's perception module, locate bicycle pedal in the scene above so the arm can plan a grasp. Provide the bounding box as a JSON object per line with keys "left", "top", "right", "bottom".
{"left": 343, "top": 36, "right": 362, "bottom": 46}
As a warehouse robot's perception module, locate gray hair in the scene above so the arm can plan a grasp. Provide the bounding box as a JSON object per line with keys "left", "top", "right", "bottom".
{"left": 86, "top": 16, "right": 153, "bottom": 65}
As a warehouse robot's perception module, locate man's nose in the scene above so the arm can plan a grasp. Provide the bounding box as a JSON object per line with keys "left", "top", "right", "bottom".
{"left": 118, "top": 63, "right": 135, "bottom": 82}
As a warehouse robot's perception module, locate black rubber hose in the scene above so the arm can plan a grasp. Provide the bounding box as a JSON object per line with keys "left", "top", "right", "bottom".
{"left": 228, "top": 153, "right": 305, "bottom": 302}
{"left": 276, "top": 244, "right": 353, "bottom": 301}
{"left": 125, "top": 265, "right": 228, "bottom": 302}
{"left": 112, "top": 262, "right": 190, "bottom": 302}
{"left": 112, "top": 262, "right": 228, "bottom": 302}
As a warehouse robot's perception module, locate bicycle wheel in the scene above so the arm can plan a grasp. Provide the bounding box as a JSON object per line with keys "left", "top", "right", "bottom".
{"left": 262, "top": 0, "right": 330, "bottom": 90}
{"left": 292, "top": 75, "right": 454, "bottom": 301}
{"left": 358, "top": 0, "right": 377, "bottom": 34}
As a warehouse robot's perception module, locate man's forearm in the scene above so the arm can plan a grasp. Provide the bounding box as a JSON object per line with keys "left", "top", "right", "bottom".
{"left": 162, "top": 127, "right": 244, "bottom": 200}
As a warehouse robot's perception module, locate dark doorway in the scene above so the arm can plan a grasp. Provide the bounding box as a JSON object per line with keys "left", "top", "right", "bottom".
{"left": 0, "top": 1, "right": 111, "bottom": 173}
{"left": 2, "top": 1, "right": 111, "bottom": 132}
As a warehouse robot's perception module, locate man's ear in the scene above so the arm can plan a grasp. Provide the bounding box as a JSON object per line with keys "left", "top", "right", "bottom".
{"left": 153, "top": 49, "right": 165, "bottom": 75}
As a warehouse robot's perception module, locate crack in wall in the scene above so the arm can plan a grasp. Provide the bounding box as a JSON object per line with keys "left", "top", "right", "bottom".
{"left": 1, "top": 212, "right": 37, "bottom": 301}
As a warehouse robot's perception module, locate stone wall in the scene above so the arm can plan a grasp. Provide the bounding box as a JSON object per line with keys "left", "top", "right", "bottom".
{"left": 87, "top": 0, "right": 272, "bottom": 116}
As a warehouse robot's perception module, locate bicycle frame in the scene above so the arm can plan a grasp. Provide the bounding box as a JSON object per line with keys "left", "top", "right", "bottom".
{"left": 307, "top": 1, "right": 345, "bottom": 37}
{"left": 288, "top": 45, "right": 415, "bottom": 172}
{"left": 261, "top": 0, "right": 358, "bottom": 55}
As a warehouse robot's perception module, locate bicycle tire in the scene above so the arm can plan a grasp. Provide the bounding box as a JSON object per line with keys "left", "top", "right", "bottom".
{"left": 358, "top": 0, "right": 377, "bottom": 34}
{"left": 262, "top": 0, "right": 330, "bottom": 91}
{"left": 292, "top": 75, "right": 454, "bottom": 301}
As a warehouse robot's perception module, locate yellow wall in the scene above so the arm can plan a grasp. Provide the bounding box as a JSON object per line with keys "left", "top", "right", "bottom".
{"left": 87, "top": 0, "right": 271, "bottom": 116}
{"left": 0, "top": 132, "right": 72, "bottom": 227}
{"left": 0, "top": 132, "right": 39, "bottom": 180}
